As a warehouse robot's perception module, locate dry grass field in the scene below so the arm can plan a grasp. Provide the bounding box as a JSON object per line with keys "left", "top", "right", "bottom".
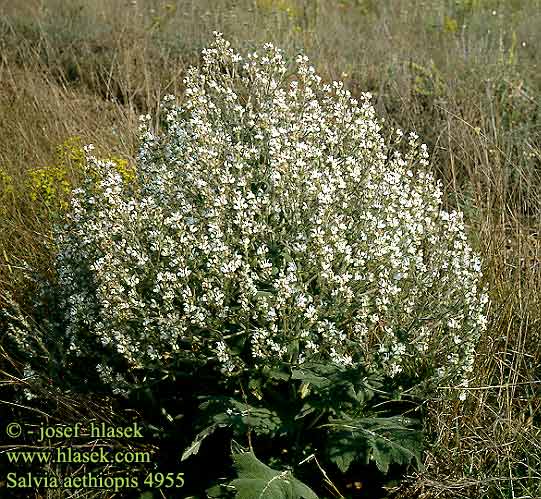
{"left": 1, "top": 1, "right": 540, "bottom": 497}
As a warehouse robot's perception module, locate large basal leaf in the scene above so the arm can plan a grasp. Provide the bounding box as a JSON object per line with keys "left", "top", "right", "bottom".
{"left": 326, "top": 433, "right": 359, "bottom": 474}
{"left": 324, "top": 416, "right": 423, "bottom": 474}
{"left": 291, "top": 362, "right": 383, "bottom": 416}
{"left": 200, "top": 396, "right": 284, "bottom": 436}
{"left": 230, "top": 451, "right": 318, "bottom": 499}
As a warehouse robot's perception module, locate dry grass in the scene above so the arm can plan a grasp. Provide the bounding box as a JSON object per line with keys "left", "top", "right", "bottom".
{"left": 1, "top": 1, "right": 540, "bottom": 497}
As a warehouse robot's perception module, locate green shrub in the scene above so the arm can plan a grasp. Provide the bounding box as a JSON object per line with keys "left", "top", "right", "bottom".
{"left": 44, "top": 33, "right": 488, "bottom": 398}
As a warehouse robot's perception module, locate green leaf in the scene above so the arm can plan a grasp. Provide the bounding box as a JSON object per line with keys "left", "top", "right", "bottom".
{"left": 262, "top": 364, "right": 291, "bottom": 381}
{"left": 291, "top": 362, "right": 384, "bottom": 418}
{"left": 299, "top": 382, "right": 311, "bottom": 399}
{"left": 200, "top": 397, "right": 284, "bottom": 437}
{"left": 294, "top": 403, "right": 316, "bottom": 421}
{"left": 249, "top": 377, "right": 264, "bottom": 400}
{"left": 206, "top": 484, "right": 234, "bottom": 498}
{"left": 325, "top": 416, "right": 423, "bottom": 474}
{"left": 230, "top": 451, "right": 318, "bottom": 499}
{"left": 327, "top": 434, "right": 358, "bottom": 473}
{"left": 291, "top": 367, "right": 330, "bottom": 388}
{"left": 181, "top": 423, "right": 219, "bottom": 461}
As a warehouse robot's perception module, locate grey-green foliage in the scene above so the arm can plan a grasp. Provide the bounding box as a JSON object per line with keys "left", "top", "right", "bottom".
{"left": 181, "top": 397, "right": 284, "bottom": 463}
{"left": 230, "top": 451, "right": 318, "bottom": 499}
{"left": 325, "top": 416, "right": 423, "bottom": 474}
{"left": 43, "top": 33, "right": 488, "bottom": 398}
{"left": 183, "top": 361, "right": 424, "bottom": 492}
{"left": 292, "top": 362, "right": 423, "bottom": 474}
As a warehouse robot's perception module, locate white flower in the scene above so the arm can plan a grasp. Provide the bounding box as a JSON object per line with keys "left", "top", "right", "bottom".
{"left": 47, "top": 33, "right": 488, "bottom": 395}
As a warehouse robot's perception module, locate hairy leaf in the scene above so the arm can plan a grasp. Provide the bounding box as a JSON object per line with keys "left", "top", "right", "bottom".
{"left": 200, "top": 396, "right": 284, "bottom": 436}
{"left": 291, "top": 362, "right": 383, "bottom": 416}
{"left": 324, "top": 416, "right": 423, "bottom": 474}
{"left": 230, "top": 451, "right": 318, "bottom": 499}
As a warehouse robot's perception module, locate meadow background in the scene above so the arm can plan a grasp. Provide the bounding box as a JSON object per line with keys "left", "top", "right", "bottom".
{"left": 0, "top": 0, "right": 540, "bottom": 497}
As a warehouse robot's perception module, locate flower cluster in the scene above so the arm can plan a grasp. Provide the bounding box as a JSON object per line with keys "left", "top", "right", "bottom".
{"left": 55, "top": 33, "right": 488, "bottom": 393}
